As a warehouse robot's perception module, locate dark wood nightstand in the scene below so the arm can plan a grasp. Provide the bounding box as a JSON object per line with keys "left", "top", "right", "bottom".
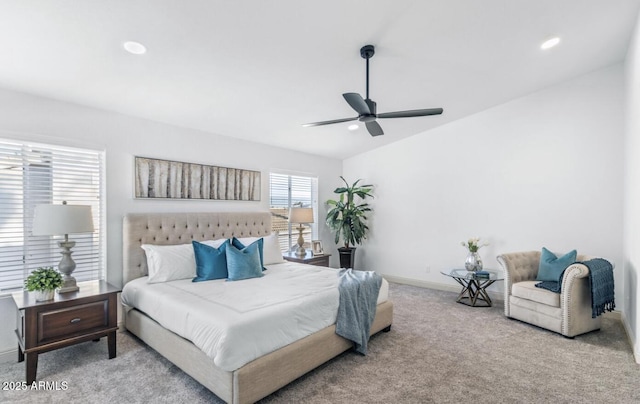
{"left": 283, "top": 251, "right": 331, "bottom": 267}
{"left": 12, "top": 280, "right": 121, "bottom": 384}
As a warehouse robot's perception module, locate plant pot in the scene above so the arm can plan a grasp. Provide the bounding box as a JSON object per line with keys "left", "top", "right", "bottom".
{"left": 34, "top": 289, "right": 55, "bottom": 302}
{"left": 338, "top": 247, "right": 357, "bottom": 269}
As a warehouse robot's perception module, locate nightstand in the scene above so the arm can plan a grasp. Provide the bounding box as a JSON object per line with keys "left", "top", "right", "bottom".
{"left": 12, "top": 280, "right": 120, "bottom": 384}
{"left": 283, "top": 250, "right": 331, "bottom": 267}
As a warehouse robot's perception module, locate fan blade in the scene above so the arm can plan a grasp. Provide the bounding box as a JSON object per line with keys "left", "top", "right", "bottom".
{"left": 343, "top": 93, "right": 371, "bottom": 115}
{"left": 302, "top": 117, "right": 358, "bottom": 127}
{"left": 365, "top": 121, "right": 384, "bottom": 137}
{"left": 377, "top": 108, "right": 443, "bottom": 119}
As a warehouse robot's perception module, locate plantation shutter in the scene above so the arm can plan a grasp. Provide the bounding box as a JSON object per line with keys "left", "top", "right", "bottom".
{"left": 0, "top": 139, "right": 105, "bottom": 292}
{"left": 269, "top": 172, "right": 318, "bottom": 252}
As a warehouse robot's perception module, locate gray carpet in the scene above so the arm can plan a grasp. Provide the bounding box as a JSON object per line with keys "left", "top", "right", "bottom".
{"left": 1, "top": 283, "right": 638, "bottom": 403}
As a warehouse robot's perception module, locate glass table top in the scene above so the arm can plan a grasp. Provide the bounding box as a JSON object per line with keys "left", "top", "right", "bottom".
{"left": 440, "top": 269, "right": 504, "bottom": 281}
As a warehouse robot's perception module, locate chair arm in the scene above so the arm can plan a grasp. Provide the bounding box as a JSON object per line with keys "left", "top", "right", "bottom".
{"left": 560, "top": 263, "right": 592, "bottom": 336}
{"left": 563, "top": 263, "right": 590, "bottom": 280}
{"left": 497, "top": 251, "right": 541, "bottom": 316}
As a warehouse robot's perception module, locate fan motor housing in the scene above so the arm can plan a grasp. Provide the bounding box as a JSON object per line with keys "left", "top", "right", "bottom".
{"left": 359, "top": 114, "right": 377, "bottom": 123}
{"left": 360, "top": 45, "right": 375, "bottom": 59}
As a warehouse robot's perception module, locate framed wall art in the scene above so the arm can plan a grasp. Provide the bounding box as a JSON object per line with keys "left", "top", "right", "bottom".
{"left": 134, "top": 156, "right": 260, "bottom": 201}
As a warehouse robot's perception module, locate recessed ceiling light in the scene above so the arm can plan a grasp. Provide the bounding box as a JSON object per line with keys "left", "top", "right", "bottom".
{"left": 348, "top": 124, "right": 359, "bottom": 131}
{"left": 540, "top": 37, "right": 560, "bottom": 50}
{"left": 123, "top": 41, "right": 147, "bottom": 55}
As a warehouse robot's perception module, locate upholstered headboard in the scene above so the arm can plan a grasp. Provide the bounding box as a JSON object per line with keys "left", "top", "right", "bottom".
{"left": 122, "top": 211, "right": 272, "bottom": 285}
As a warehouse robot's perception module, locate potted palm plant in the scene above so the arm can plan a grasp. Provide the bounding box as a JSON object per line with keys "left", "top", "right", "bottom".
{"left": 325, "top": 177, "right": 374, "bottom": 269}
{"left": 25, "top": 267, "right": 63, "bottom": 301}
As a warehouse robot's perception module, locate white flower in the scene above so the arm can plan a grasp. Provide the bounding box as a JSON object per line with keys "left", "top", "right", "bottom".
{"left": 461, "top": 237, "right": 489, "bottom": 253}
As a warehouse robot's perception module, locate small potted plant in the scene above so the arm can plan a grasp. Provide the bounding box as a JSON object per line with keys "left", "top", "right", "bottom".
{"left": 25, "top": 267, "right": 63, "bottom": 301}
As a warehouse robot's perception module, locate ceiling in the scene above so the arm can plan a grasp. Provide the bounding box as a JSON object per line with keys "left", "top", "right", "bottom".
{"left": 0, "top": 1, "right": 638, "bottom": 160}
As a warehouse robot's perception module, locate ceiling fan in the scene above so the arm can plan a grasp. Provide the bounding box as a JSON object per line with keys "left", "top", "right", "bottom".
{"left": 302, "top": 44, "right": 443, "bottom": 137}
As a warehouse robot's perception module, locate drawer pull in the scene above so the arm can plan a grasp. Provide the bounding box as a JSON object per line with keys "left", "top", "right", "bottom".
{"left": 70, "top": 318, "right": 82, "bottom": 324}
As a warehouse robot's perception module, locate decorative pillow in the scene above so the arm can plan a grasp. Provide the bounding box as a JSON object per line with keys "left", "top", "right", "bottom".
{"left": 262, "top": 233, "right": 285, "bottom": 265}
{"left": 142, "top": 243, "right": 196, "bottom": 283}
{"left": 537, "top": 247, "right": 577, "bottom": 282}
{"left": 225, "top": 243, "right": 264, "bottom": 281}
{"left": 192, "top": 239, "right": 230, "bottom": 282}
{"left": 231, "top": 237, "right": 266, "bottom": 270}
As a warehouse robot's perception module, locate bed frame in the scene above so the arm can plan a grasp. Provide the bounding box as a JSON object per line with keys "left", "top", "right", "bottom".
{"left": 122, "top": 212, "right": 393, "bottom": 404}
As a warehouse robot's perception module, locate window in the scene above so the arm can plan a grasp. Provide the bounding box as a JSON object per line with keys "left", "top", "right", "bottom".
{"left": 0, "top": 139, "right": 105, "bottom": 292}
{"left": 269, "top": 172, "right": 318, "bottom": 252}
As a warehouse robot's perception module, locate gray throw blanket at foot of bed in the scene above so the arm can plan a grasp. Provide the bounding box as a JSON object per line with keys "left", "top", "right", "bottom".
{"left": 336, "top": 268, "right": 382, "bottom": 355}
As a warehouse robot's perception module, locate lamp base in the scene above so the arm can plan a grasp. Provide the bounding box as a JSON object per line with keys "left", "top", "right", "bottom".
{"left": 57, "top": 240, "right": 79, "bottom": 293}
{"left": 58, "top": 276, "right": 79, "bottom": 293}
{"left": 295, "top": 225, "right": 306, "bottom": 256}
{"left": 295, "top": 245, "right": 307, "bottom": 256}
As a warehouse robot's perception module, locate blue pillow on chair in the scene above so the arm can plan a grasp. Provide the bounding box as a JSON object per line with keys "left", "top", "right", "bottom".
{"left": 231, "top": 237, "right": 266, "bottom": 271}
{"left": 226, "top": 243, "right": 264, "bottom": 281}
{"left": 536, "top": 247, "right": 577, "bottom": 282}
{"left": 192, "top": 239, "right": 230, "bottom": 282}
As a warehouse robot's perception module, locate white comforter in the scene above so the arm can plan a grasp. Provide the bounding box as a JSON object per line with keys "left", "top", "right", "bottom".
{"left": 121, "top": 262, "right": 388, "bottom": 372}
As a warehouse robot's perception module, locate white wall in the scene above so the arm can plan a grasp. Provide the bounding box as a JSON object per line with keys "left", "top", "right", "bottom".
{"left": 623, "top": 9, "right": 640, "bottom": 363}
{"left": 0, "top": 88, "right": 342, "bottom": 358}
{"left": 344, "top": 64, "right": 624, "bottom": 303}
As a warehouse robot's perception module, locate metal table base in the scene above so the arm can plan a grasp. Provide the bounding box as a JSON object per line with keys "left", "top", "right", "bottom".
{"left": 452, "top": 277, "right": 496, "bottom": 307}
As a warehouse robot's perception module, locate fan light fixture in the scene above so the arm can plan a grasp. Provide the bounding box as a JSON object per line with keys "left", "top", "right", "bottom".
{"left": 541, "top": 37, "right": 560, "bottom": 50}
{"left": 123, "top": 41, "right": 147, "bottom": 55}
{"left": 348, "top": 124, "right": 359, "bottom": 131}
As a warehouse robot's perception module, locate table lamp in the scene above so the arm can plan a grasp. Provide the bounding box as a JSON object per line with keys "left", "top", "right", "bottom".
{"left": 32, "top": 201, "right": 95, "bottom": 293}
{"left": 289, "top": 207, "right": 314, "bottom": 256}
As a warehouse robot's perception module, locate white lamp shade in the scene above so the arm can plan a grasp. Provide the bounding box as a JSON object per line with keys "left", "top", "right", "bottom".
{"left": 289, "top": 207, "right": 314, "bottom": 224}
{"left": 32, "top": 204, "right": 95, "bottom": 236}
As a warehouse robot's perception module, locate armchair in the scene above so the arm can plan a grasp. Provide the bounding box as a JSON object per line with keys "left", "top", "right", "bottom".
{"left": 497, "top": 251, "right": 601, "bottom": 338}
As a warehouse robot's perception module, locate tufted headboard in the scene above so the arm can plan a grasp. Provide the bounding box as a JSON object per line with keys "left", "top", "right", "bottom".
{"left": 122, "top": 211, "right": 272, "bottom": 285}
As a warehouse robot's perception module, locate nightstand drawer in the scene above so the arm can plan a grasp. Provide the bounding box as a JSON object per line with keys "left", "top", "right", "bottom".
{"left": 38, "top": 300, "right": 108, "bottom": 343}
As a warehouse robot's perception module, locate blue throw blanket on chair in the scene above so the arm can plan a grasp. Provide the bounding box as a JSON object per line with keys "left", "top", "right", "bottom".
{"left": 336, "top": 268, "right": 382, "bottom": 355}
{"left": 584, "top": 258, "right": 615, "bottom": 318}
{"left": 535, "top": 258, "right": 615, "bottom": 318}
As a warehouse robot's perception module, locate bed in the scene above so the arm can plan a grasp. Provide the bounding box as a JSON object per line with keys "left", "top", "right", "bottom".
{"left": 121, "top": 211, "right": 393, "bottom": 404}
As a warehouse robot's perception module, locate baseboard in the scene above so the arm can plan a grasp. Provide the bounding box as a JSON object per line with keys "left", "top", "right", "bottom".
{"left": 0, "top": 348, "right": 16, "bottom": 364}
{"left": 382, "top": 274, "right": 504, "bottom": 303}
{"left": 602, "top": 310, "right": 622, "bottom": 320}
{"left": 620, "top": 311, "right": 640, "bottom": 364}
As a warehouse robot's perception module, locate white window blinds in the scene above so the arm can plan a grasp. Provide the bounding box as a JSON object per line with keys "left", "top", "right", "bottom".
{"left": 269, "top": 172, "right": 318, "bottom": 252}
{"left": 0, "top": 139, "right": 105, "bottom": 292}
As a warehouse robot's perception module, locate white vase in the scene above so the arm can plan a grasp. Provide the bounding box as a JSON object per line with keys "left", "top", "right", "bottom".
{"left": 35, "top": 289, "right": 55, "bottom": 302}
{"left": 465, "top": 252, "right": 483, "bottom": 271}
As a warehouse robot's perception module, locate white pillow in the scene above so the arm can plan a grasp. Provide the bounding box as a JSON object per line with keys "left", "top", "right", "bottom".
{"left": 142, "top": 238, "right": 227, "bottom": 283}
{"left": 262, "top": 233, "right": 285, "bottom": 265}
{"left": 235, "top": 233, "right": 284, "bottom": 265}
{"left": 201, "top": 239, "right": 227, "bottom": 248}
{"left": 142, "top": 243, "right": 194, "bottom": 283}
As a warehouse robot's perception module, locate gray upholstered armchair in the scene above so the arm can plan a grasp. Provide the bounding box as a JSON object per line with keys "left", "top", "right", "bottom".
{"left": 497, "top": 251, "right": 602, "bottom": 338}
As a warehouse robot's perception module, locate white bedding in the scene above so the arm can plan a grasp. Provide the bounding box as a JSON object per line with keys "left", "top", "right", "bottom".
{"left": 121, "top": 261, "right": 389, "bottom": 372}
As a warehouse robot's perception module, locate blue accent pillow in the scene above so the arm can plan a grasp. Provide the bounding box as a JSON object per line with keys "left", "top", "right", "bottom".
{"left": 536, "top": 247, "right": 577, "bottom": 282}
{"left": 231, "top": 237, "right": 266, "bottom": 271}
{"left": 192, "top": 239, "right": 230, "bottom": 282}
{"left": 225, "top": 243, "right": 264, "bottom": 281}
